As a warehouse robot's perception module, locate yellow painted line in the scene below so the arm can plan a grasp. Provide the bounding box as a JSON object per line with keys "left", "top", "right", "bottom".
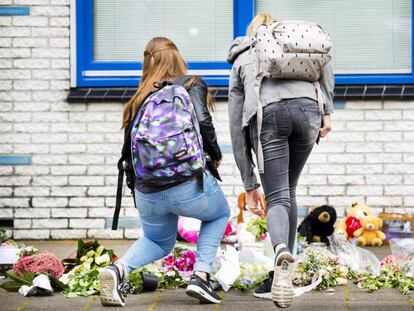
{"left": 147, "top": 291, "right": 162, "bottom": 311}
{"left": 15, "top": 298, "right": 32, "bottom": 311}
{"left": 406, "top": 294, "right": 414, "bottom": 310}
{"left": 80, "top": 295, "right": 98, "bottom": 311}
{"left": 213, "top": 291, "right": 226, "bottom": 311}
{"left": 344, "top": 283, "right": 350, "bottom": 311}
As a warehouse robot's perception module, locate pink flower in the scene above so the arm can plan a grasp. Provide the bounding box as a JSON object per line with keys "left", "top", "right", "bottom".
{"left": 175, "top": 251, "right": 196, "bottom": 272}
{"left": 260, "top": 233, "right": 267, "bottom": 241}
{"left": 380, "top": 255, "right": 401, "bottom": 271}
{"left": 163, "top": 254, "right": 176, "bottom": 270}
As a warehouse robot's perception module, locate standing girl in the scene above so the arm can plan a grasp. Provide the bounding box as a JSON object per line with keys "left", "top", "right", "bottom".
{"left": 99, "top": 37, "right": 229, "bottom": 307}
{"left": 228, "top": 13, "right": 334, "bottom": 308}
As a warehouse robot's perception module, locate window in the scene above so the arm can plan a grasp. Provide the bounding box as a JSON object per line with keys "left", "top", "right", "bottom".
{"left": 93, "top": 0, "right": 233, "bottom": 62}
{"left": 73, "top": 0, "right": 414, "bottom": 87}
{"left": 257, "top": 0, "right": 413, "bottom": 84}
{"left": 74, "top": 0, "right": 238, "bottom": 87}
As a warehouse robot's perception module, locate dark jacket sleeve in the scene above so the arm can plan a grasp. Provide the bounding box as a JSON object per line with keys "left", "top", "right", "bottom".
{"left": 188, "top": 79, "right": 222, "bottom": 162}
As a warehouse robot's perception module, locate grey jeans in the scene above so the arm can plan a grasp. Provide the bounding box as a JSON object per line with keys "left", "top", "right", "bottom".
{"left": 250, "top": 97, "right": 321, "bottom": 253}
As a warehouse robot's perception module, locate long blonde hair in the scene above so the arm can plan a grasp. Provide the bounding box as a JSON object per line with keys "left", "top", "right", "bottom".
{"left": 247, "top": 12, "right": 275, "bottom": 37}
{"left": 123, "top": 37, "right": 198, "bottom": 128}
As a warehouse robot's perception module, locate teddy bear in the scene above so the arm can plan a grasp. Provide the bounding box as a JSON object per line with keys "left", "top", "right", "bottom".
{"left": 353, "top": 216, "right": 386, "bottom": 247}
{"left": 335, "top": 202, "right": 373, "bottom": 242}
{"left": 298, "top": 205, "right": 337, "bottom": 246}
{"left": 237, "top": 192, "right": 267, "bottom": 223}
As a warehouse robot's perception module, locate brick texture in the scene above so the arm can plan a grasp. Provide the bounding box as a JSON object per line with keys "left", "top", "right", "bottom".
{"left": 0, "top": 2, "right": 413, "bottom": 239}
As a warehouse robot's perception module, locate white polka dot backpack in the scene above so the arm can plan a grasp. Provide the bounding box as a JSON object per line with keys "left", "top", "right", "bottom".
{"left": 251, "top": 21, "right": 333, "bottom": 173}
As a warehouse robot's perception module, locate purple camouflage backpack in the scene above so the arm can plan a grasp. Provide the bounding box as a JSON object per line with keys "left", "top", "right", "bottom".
{"left": 130, "top": 82, "right": 205, "bottom": 186}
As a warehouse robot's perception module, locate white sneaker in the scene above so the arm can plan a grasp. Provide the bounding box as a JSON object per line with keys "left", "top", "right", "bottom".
{"left": 272, "top": 247, "right": 294, "bottom": 308}
{"left": 99, "top": 264, "right": 126, "bottom": 307}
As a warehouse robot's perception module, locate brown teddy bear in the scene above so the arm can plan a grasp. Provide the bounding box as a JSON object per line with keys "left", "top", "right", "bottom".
{"left": 353, "top": 216, "right": 386, "bottom": 247}
{"left": 335, "top": 202, "right": 373, "bottom": 241}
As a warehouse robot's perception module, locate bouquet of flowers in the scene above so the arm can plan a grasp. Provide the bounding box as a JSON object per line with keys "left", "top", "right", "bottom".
{"left": 246, "top": 217, "right": 267, "bottom": 241}
{"left": 162, "top": 247, "right": 196, "bottom": 273}
{"left": 60, "top": 240, "right": 113, "bottom": 297}
{"left": 293, "top": 245, "right": 348, "bottom": 290}
{"left": 233, "top": 263, "right": 269, "bottom": 292}
{"left": 356, "top": 255, "right": 414, "bottom": 294}
{"left": 158, "top": 269, "right": 187, "bottom": 289}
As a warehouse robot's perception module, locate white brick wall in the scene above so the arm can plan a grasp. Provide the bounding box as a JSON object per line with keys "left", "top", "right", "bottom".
{"left": 0, "top": 1, "right": 413, "bottom": 239}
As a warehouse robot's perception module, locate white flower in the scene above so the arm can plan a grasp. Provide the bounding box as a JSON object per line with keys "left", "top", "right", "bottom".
{"left": 166, "top": 270, "right": 176, "bottom": 277}
{"left": 83, "top": 262, "right": 91, "bottom": 271}
{"left": 95, "top": 253, "right": 110, "bottom": 266}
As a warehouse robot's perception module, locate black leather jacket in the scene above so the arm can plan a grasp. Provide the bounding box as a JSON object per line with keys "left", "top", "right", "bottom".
{"left": 175, "top": 76, "right": 222, "bottom": 181}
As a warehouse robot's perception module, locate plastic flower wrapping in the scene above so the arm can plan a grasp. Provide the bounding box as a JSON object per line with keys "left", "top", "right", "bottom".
{"left": 389, "top": 238, "right": 414, "bottom": 278}
{"left": 354, "top": 240, "right": 414, "bottom": 294}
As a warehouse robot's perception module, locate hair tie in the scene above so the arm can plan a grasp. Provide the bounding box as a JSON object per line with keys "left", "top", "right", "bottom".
{"left": 144, "top": 51, "right": 154, "bottom": 58}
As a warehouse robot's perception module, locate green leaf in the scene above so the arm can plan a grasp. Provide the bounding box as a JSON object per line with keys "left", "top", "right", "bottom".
{"left": 0, "top": 280, "right": 22, "bottom": 292}
{"left": 6, "top": 270, "right": 34, "bottom": 285}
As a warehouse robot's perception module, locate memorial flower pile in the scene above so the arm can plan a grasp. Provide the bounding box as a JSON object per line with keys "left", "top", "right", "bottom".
{"left": 1, "top": 236, "right": 414, "bottom": 298}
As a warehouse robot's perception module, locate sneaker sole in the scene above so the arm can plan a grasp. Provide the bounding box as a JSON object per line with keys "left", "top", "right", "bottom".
{"left": 271, "top": 263, "right": 294, "bottom": 308}
{"left": 253, "top": 292, "right": 272, "bottom": 300}
{"left": 275, "top": 252, "right": 294, "bottom": 266}
{"left": 185, "top": 285, "right": 221, "bottom": 304}
{"left": 99, "top": 269, "right": 125, "bottom": 307}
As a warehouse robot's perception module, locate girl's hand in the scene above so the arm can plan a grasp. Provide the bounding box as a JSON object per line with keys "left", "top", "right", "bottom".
{"left": 319, "top": 114, "right": 332, "bottom": 138}
{"left": 246, "top": 188, "right": 266, "bottom": 217}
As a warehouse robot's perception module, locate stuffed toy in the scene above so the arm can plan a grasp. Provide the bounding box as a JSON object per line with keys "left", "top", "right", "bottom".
{"left": 353, "top": 216, "right": 386, "bottom": 247}
{"left": 237, "top": 192, "right": 267, "bottom": 223}
{"left": 298, "top": 205, "right": 337, "bottom": 246}
{"left": 335, "top": 202, "right": 373, "bottom": 241}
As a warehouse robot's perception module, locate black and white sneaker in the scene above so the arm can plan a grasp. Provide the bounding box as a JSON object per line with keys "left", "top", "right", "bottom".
{"left": 99, "top": 264, "right": 126, "bottom": 307}
{"left": 185, "top": 273, "right": 221, "bottom": 304}
{"left": 272, "top": 247, "right": 294, "bottom": 308}
{"left": 253, "top": 271, "right": 273, "bottom": 299}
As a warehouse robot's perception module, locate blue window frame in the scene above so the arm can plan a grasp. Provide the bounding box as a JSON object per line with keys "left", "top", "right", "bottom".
{"left": 74, "top": 0, "right": 414, "bottom": 87}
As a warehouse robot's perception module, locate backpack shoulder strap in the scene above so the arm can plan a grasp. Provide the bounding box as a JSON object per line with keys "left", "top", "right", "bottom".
{"left": 112, "top": 120, "right": 135, "bottom": 230}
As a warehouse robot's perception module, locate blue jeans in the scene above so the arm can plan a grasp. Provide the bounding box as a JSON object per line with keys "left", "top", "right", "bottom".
{"left": 120, "top": 170, "right": 230, "bottom": 274}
